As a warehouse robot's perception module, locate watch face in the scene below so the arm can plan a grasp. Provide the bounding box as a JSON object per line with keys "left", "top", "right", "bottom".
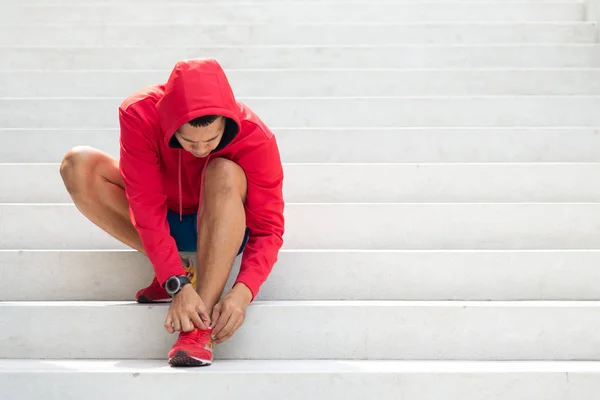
{"left": 166, "top": 277, "right": 180, "bottom": 294}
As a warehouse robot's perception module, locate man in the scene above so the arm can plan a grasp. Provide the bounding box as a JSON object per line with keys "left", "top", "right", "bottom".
{"left": 60, "top": 58, "right": 285, "bottom": 367}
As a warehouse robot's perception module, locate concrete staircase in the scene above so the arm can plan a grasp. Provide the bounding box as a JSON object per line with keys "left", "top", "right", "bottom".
{"left": 1, "top": 0, "right": 600, "bottom": 399}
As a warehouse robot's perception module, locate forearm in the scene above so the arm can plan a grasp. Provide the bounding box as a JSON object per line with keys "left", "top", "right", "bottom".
{"left": 231, "top": 282, "right": 253, "bottom": 304}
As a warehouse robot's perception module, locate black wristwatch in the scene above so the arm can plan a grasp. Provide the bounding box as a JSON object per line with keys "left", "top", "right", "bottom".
{"left": 165, "top": 275, "right": 191, "bottom": 297}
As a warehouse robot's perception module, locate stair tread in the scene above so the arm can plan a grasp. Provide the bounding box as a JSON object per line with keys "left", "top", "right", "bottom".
{"left": 3, "top": 359, "right": 600, "bottom": 373}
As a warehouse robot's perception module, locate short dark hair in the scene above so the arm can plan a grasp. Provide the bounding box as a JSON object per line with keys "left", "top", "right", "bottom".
{"left": 189, "top": 115, "right": 219, "bottom": 127}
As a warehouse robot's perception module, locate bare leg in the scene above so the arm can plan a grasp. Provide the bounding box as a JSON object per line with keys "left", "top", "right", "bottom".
{"left": 59, "top": 146, "right": 146, "bottom": 254}
{"left": 61, "top": 147, "right": 245, "bottom": 305}
{"left": 195, "top": 158, "right": 248, "bottom": 311}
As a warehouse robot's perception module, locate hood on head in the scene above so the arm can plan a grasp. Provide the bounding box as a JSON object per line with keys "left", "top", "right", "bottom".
{"left": 156, "top": 58, "right": 241, "bottom": 151}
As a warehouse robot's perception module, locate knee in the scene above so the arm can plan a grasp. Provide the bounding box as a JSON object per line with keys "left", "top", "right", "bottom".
{"left": 60, "top": 146, "right": 102, "bottom": 196}
{"left": 204, "top": 157, "right": 247, "bottom": 201}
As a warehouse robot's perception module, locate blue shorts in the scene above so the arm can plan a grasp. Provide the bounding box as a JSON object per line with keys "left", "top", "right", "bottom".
{"left": 166, "top": 209, "right": 249, "bottom": 255}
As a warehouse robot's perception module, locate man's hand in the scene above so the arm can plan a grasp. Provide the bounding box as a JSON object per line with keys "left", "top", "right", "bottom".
{"left": 164, "top": 284, "right": 211, "bottom": 334}
{"left": 210, "top": 283, "right": 253, "bottom": 344}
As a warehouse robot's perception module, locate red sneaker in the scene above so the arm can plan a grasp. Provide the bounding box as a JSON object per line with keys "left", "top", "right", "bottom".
{"left": 136, "top": 258, "right": 196, "bottom": 303}
{"left": 168, "top": 328, "right": 213, "bottom": 367}
{"left": 135, "top": 275, "right": 170, "bottom": 303}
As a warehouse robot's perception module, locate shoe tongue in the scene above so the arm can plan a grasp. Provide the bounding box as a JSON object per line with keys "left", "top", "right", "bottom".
{"left": 197, "top": 327, "right": 211, "bottom": 336}
{"left": 177, "top": 329, "right": 200, "bottom": 345}
{"left": 192, "top": 328, "right": 210, "bottom": 339}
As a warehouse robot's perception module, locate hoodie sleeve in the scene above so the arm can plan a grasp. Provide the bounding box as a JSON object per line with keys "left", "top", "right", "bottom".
{"left": 118, "top": 107, "right": 186, "bottom": 286}
{"left": 234, "top": 134, "right": 285, "bottom": 300}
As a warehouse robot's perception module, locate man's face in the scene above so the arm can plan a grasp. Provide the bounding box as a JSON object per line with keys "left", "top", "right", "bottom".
{"left": 174, "top": 117, "right": 226, "bottom": 158}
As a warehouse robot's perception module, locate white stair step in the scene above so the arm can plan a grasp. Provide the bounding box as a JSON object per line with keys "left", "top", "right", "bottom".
{"left": 4, "top": 163, "right": 600, "bottom": 203}
{"left": 2, "top": 0, "right": 587, "bottom": 3}
{"left": 2, "top": 250, "right": 600, "bottom": 301}
{"left": 2, "top": 23, "right": 595, "bottom": 46}
{"left": 1, "top": 360, "right": 599, "bottom": 400}
{"left": 3, "top": 300, "right": 600, "bottom": 359}
{"left": 286, "top": 163, "right": 600, "bottom": 202}
{"left": 0, "top": 203, "right": 599, "bottom": 250}
{"left": 3, "top": 360, "right": 600, "bottom": 400}
{"left": 3, "top": 96, "right": 600, "bottom": 128}
{"left": 0, "top": 3, "right": 584, "bottom": 24}
{"left": 5, "top": 69, "right": 600, "bottom": 97}
{"left": 2, "top": 45, "right": 598, "bottom": 69}
{"left": 2, "top": 128, "right": 598, "bottom": 163}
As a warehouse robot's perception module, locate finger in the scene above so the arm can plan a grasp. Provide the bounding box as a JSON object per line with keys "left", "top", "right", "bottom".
{"left": 216, "top": 332, "right": 234, "bottom": 344}
{"left": 164, "top": 314, "right": 175, "bottom": 334}
{"left": 172, "top": 318, "right": 182, "bottom": 332}
{"left": 190, "top": 310, "right": 207, "bottom": 331}
{"left": 198, "top": 307, "right": 211, "bottom": 329}
{"left": 210, "top": 305, "right": 221, "bottom": 329}
{"left": 212, "top": 309, "right": 231, "bottom": 339}
{"left": 215, "top": 318, "right": 238, "bottom": 344}
{"left": 181, "top": 317, "right": 194, "bottom": 333}
{"left": 215, "top": 313, "right": 238, "bottom": 342}
{"left": 215, "top": 317, "right": 242, "bottom": 344}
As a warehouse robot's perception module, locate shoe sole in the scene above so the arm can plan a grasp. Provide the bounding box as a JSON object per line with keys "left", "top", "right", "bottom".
{"left": 136, "top": 295, "right": 172, "bottom": 304}
{"left": 169, "top": 351, "right": 212, "bottom": 367}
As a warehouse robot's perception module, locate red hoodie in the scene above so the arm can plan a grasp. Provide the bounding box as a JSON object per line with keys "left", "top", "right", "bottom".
{"left": 118, "top": 58, "right": 285, "bottom": 300}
